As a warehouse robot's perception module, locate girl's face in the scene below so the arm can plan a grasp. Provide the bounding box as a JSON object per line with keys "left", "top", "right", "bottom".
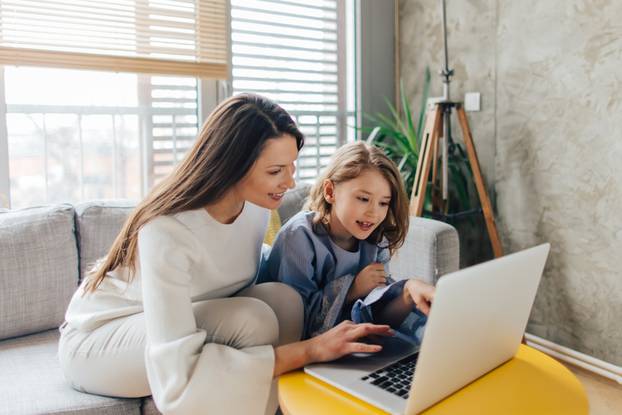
{"left": 324, "top": 168, "right": 392, "bottom": 248}
{"left": 236, "top": 134, "right": 299, "bottom": 210}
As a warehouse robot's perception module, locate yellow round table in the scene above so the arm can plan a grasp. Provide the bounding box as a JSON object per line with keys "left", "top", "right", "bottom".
{"left": 278, "top": 345, "right": 588, "bottom": 415}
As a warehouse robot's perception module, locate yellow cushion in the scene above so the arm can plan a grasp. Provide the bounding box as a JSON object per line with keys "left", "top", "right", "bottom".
{"left": 263, "top": 209, "right": 282, "bottom": 246}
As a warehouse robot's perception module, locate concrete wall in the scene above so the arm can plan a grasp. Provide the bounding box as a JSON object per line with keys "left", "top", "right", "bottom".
{"left": 399, "top": 0, "right": 622, "bottom": 365}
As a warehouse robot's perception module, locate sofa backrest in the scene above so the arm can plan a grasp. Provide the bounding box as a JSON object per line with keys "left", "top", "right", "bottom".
{"left": 0, "top": 205, "right": 78, "bottom": 340}
{"left": 75, "top": 200, "right": 135, "bottom": 281}
{"left": 277, "top": 183, "right": 310, "bottom": 224}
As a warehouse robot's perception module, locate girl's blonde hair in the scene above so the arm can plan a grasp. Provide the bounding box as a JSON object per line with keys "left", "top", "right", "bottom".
{"left": 304, "top": 141, "right": 409, "bottom": 255}
{"left": 83, "top": 93, "right": 303, "bottom": 294}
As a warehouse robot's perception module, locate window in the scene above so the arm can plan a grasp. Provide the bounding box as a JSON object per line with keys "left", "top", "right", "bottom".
{"left": 0, "top": 0, "right": 227, "bottom": 209}
{"left": 0, "top": 66, "right": 199, "bottom": 208}
{"left": 230, "top": 0, "right": 356, "bottom": 182}
{"left": 0, "top": 0, "right": 357, "bottom": 208}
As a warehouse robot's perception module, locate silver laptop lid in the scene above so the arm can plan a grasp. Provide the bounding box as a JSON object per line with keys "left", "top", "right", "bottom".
{"left": 406, "top": 243, "right": 550, "bottom": 414}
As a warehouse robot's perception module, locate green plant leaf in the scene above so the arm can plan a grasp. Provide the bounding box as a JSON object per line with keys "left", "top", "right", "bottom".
{"left": 384, "top": 98, "right": 411, "bottom": 141}
{"left": 399, "top": 80, "right": 417, "bottom": 151}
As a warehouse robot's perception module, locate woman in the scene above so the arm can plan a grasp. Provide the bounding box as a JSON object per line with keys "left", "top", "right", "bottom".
{"left": 59, "top": 93, "right": 393, "bottom": 415}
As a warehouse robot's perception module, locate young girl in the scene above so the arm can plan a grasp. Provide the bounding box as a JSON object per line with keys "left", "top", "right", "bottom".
{"left": 263, "top": 142, "right": 434, "bottom": 340}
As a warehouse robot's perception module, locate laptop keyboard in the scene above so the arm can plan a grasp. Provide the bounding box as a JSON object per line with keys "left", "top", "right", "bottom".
{"left": 360, "top": 353, "right": 418, "bottom": 399}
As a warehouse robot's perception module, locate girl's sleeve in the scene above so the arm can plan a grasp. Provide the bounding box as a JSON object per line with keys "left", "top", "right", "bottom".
{"left": 268, "top": 228, "right": 355, "bottom": 338}
{"left": 377, "top": 243, "right": 391, "bottom": 277}
{"left": 139, "top": 217, "right": 274, "bottom": 415}
{"left": 351, "top": 244, "right": 404, "bottom": 323}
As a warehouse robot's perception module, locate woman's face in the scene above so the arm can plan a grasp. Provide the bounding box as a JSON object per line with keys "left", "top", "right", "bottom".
{"left": 236, "top": 134, "right": 299, "bottom": 210}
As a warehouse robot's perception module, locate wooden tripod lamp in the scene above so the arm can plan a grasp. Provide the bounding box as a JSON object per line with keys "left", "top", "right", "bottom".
{"left": 409, "top": 0, "right": 503, "bottom": 258}
{"left": 409, "top": 102, "right": 504, "bottom": 258}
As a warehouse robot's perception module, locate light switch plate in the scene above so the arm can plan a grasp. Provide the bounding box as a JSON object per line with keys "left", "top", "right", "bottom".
{"left": 464, "top": 92, "right": 481, "bottom": 111}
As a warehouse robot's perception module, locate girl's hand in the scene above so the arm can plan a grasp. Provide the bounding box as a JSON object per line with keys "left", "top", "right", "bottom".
{"left": 307, "top": 321, "right": 394, "bottom": 363}
{"left": 347, "top": 263, "right": 387, "bottom": 302}
{"left": 403, "top": 279, "right": 435, "bottom": 315}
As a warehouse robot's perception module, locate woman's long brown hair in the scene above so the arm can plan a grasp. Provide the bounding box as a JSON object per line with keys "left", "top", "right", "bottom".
{"left": 304, "top": 142, "right": 409, "bottom": 256}
{"left": 83, "top": 93, "right": 304, "bottom": 293}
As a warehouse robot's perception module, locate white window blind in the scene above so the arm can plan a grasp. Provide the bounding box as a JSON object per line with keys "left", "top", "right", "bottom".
{"left": 0, "top": 0, "right": 228, "bottom": 78}
{"left": 231, "top": 0, "right": 353, "bottom": 182}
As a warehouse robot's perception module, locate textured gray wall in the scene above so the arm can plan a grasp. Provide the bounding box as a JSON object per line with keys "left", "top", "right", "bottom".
{"left": 399, "top": 0, "right": 622, "bottom": 365}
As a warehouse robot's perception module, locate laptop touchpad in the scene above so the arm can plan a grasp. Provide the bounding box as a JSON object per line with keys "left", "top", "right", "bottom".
{"left": 346, "top": 333, "right": 418, "bottom": 363}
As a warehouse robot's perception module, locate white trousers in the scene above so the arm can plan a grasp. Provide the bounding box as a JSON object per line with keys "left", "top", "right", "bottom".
{"left": 58, "top": 282, "right": 303, "bottom": 414}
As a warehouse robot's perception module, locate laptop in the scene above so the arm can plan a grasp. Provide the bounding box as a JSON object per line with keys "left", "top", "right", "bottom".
{"left": 304, "top": 243, "right": 550, "bottom": 414}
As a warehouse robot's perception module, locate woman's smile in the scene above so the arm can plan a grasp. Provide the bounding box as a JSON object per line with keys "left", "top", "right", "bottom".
{"left": 269, "top": 191, "right": 285, "bottom": 201}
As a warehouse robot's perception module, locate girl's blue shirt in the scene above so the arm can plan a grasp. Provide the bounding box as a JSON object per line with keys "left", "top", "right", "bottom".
{"left": 258, "top": 211, "right": 426, "bottom": 340}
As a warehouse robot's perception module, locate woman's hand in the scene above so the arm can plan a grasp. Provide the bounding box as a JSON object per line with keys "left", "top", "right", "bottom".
{"left": 272, "top": 321, "right": 394, "bottom": 376}
{"left": 403, "top": 279, "right": 435, "bottom": 315}
{"left": 307, "top": 321, "right": 394, "bottom": 363}
{"left": 347, "top": 263, "right": 387, "bottom": 302}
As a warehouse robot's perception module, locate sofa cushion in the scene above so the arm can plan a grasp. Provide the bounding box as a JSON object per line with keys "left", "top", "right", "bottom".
{"left": 0, "top": 205, "right": 78, "bottom": 340}
{"left": 75, "top": 201, "right": 135, "bottom": 282}
{"left": 140, "top": 397, "right": 161, "bottom": 415}
{"left": 263, "top": 210, "right": 282, "bottom": 246}
{"left": 277, "top": 183, "right": 311, "bottom": 224}
{"left": 390, "top": 216, "right": 460, "bottom": 284}
{"left": 0, "top": 329, "right": 141, "bottom": 415}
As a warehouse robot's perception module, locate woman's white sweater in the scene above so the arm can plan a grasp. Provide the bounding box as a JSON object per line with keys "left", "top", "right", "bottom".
{"left": 64, "top": 202, "right": 271, "bottom": 414}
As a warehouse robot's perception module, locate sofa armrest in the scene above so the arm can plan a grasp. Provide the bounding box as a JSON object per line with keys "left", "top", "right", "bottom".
{"left": 389, "top": 216, "right": 459, "bottom": 285}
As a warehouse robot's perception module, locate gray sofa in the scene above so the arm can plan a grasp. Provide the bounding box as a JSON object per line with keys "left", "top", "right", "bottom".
{"left": 0, "top": 184, "right": 459, "bottom": 415}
